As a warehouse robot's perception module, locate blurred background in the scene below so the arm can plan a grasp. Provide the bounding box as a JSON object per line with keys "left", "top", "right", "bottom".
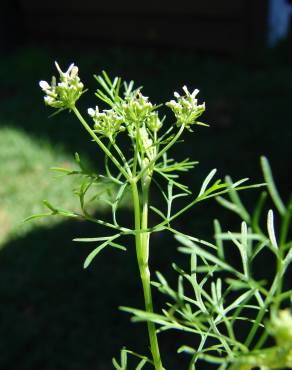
{"left": 0, "top": 0, "right": 291, "bottom": 369}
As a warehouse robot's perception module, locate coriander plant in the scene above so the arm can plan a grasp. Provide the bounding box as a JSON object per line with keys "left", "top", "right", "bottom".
{"left": 32, "top": 62, "right": 291, "bottom": 369}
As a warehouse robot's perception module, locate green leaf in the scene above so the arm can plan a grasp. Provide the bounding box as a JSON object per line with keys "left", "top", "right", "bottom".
{"left": 267, "top": 210, "right": 278, "bottom": 252}
{"left": 261, "top": 156, "right": 285, "bottom": 216}
{"left": 108, "top": 182, "right": 129, "bottom": 225}
{"left": 150, "top": 206, "right": 166, "bottom": 220}
{"left": 175, "top": 235, "right": 242, "bottom": 278}
{"left": 136, "top": 359, "right": 147, "bottom": 370}
{"left": 74, "top": 236, "right": 114, "bottom": 242}
{"left": 23, "top": 212, "right": 52, "bottom": 222}
{"left": 283, "top": 248, "right": 292, "bottom": 272}
{"left": 43, "top": 199, "right": 57, "bottom": 212}
{"left": 216, "top": 196, "right": 240, "bottom": 215}
{"left": 167, "top": 227, "right": 218, "bottom": 250}
{"left": 83, "top": 234, "right": 122, "bottom": 268}
{"left": 40, "top": 200, "right": 78, "bottom": 218}
{"left": 251, "top": 240, "right": 270, "bottom": 261}
{"left": 198, "top": 169, "right": 217, "bottom": 196}
{"left": 226, "top": 223, "right": 249, "bottom": 278}
{"left": 112, "top": 358, "right": 123, "bottom": 370}
{"left": 50, "top": 166, "right": 81, "bottom": 176}
{"left": 251, "top": 191, "right": 268, "bottom": 233}
{"left": 225, "top": 176, "right": 250, "bottom": 223}
{"left": 214, "top": 219, "right": 224, "bottom": 259}
{"left": 123, "top": 80, "right": 134, "bottom": 97}
{"left": 223, "top": 290, "right": 254, "bottom": 316}
{"left": 280, "top": 200, "right": 292, "bottom": 246}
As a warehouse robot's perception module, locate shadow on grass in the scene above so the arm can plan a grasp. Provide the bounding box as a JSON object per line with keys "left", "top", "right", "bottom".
{"left": 0, "top": 210, "right": 194, "bottom": 370}
{"left": 0, "top": 214, "right": 146, "bottom": 370}
{"left": 0, "top": 186, "right": 289, "bottom": 369}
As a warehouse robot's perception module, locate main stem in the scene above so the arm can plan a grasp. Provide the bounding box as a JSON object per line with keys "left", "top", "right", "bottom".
{"left": 131, "top": 182, "right": 163, "bottom": 370}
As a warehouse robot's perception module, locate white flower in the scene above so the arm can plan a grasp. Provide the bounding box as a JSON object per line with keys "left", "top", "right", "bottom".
{"left": 166, "top": 86, "right": 206, "bottom": 130}
{"left": 39, "top": 62, "right": 84, "bottom": 110}
{"left": 182, "top": 85, "right": 199, "bottom": 99}
{"left": 87, "top": 106, "right": 125, "bottom": 138}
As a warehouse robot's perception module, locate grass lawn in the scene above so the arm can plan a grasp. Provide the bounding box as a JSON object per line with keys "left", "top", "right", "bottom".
{"left": 0, "top": 45, "right": 291, "bottom": 369}
{"left": 0, "top": 126, "right": 82, "bottom": 244}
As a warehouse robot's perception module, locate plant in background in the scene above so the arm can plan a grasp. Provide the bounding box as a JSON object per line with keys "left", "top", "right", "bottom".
{"left": 33, "top": 62, "right": 291, "bottom": 369}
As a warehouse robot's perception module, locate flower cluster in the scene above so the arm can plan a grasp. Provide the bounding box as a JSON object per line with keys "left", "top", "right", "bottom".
{"left": 88, "top": 106, "right": 125, "bottom": 138}
{"left": 39, "top": 62, "right": 84, "bottom": 109}
{"left": 122, "top": 91, "right": 153, "bottom": 122}
{"left": 166, "top": 86, "right": 205, "bottom": 130}
{"left": 120, "top": 91, "right": 163, "bottom": 139}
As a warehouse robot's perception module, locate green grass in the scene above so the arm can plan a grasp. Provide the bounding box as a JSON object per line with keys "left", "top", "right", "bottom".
{"left": 0, "top": 126, "right": 78, "bottom": 243}
{"left": 0, "top": 125, "right": 114, "bottom": 246}
{"left": 0, "top": 126, "right": 77, "bottom": 244}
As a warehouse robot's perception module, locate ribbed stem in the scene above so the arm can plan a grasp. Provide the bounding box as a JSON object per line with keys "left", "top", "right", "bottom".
{"left": 131, "top": 182, "right": 163, "bottom": 370}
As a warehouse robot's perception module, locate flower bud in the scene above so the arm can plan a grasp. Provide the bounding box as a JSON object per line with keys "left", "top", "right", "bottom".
{"left": 122, "top": 90, "right": 154, "bottom": 125}
{"left": 146, "top": 112, "right": 162, "bottom": 132}
{"left": 268, "top": 309, "right": 292, "bottom": 346}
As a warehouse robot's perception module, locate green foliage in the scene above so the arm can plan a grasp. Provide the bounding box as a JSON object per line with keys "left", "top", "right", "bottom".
{"left": 35, "top": 63, "right": 291, "bottom": 369}
{"left": 124, "top": 158, "right": 292, "bottom": 370}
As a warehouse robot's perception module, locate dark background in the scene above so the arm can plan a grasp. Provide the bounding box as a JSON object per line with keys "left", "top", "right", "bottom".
{"left": 0, "top": 1, "right": 291, "bottom": 369}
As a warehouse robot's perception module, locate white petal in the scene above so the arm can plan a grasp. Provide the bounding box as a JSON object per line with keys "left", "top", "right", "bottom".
{"left": 182, "top": 85, "right": 190, "bottom": 95}
{"left": 70, "top": 66, "right": 79, "bottom": 78}
{"left": 39, "top": 80, "right": 50, "bottom": 90}
{"left": 44, "top": 96, "right": 54, "bottom": 103}
{"left": 88, "top": 108, "right": 95, "bottom": 117}
{"left": 191, "top": 89, "right": 199, "bottom": 98}
{"left": 65, "top": 63, "right": 75, "bottom": 75}
{"left": 58, "top": 82, "right": 67, "bottom": 88}
{"left": 54, "top": 61, "right": 63, "bottom": 75}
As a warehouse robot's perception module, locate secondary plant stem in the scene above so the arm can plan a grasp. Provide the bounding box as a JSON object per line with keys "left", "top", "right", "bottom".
{"left": 72, "top": 106, "right": 130, "bottom": 180}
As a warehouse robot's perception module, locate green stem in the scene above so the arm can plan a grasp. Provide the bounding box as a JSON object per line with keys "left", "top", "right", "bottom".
{"left": 111, "top": 139, "right": 133, "bottom": 177}
{"left": 135, "top": 123, "right": 185, "bottom": 182}
{"left": 72, "top": 106, "right": 130, "bottom": 180}
{"left": 274, "top": 258, "right": 284, "bottom": 313}
{"left": 273, "top": 204, "right": 292, "bottom": 312}
{"left": 131, "top": 182, "right": 163, "bottom": 370}
{"left": 245, "top": 275, "right": 279, "bottom": 348}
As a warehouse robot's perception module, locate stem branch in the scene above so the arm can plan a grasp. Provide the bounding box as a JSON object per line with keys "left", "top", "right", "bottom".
{"left": 72, "top": 106, "right": 130, "bottom": 180}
